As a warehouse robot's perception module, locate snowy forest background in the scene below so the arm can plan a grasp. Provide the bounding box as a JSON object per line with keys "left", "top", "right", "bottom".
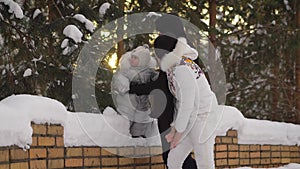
{"left": 0, "top": 0, "right": 299, "bottom": 124}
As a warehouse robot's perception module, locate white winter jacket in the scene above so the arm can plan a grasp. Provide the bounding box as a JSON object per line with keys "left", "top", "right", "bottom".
{"left": 111, "top": 51, "right": 158, "bottom": 123}
{"left": 160, "top": 37, "right": 218, "bottom": 133}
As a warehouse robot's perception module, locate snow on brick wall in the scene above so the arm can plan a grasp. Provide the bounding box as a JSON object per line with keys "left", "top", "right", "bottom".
{"left": 0, "top": 123, "right": 299, "bottom": 169}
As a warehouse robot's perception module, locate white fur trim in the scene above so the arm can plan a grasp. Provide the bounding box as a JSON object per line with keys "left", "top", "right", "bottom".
{"left": 160, "top": 51, "right": 181, "bottom": 72}
{"left": 119, "top": 51, "right": 132, "bottom": 70}
{"left": 159, "top": 37, "right": 198, "bottom": 72}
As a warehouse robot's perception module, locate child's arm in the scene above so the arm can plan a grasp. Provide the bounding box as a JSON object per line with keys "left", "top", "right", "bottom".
{"left": 129, "top": 70, "right": 165, "bottom": 95}
{"left": 111, "top": 73, "right": 130, "bottom": 94}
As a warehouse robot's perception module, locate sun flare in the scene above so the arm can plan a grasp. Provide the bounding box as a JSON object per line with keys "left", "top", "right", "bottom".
{"left": 108, "top": 53, "right": 118, "bottom": 70}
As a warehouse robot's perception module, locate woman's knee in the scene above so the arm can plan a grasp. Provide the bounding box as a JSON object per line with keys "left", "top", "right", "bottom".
{"left": 167, "top": 151, "right": 184, "bottom": 169}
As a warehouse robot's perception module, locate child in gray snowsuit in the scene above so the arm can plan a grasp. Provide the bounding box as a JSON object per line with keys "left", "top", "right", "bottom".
{"left": 111, "top": 45, "right": 158, "bottom": 138}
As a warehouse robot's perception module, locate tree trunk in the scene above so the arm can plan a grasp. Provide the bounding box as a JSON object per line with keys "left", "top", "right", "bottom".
{"left": 272, "top": 58, "right": 279, "bottom": 121}
{"left": 117, "top": 0, "right": 125, "bottom": 60}
{"left": 208, "top": 0, "right": 217, "bottom": 85}
{"left": 296, "top": 0, "right": 300, "bottom": 124}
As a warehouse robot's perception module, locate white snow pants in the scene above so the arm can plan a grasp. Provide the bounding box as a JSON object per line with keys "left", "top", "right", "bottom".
{"left": 167, "top": 114, "right": 216, "bottom": 169}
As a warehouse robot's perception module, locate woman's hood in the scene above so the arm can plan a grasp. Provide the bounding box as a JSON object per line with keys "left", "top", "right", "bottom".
{"left": 160, "top": 37, "right": 198, "bottom": 72}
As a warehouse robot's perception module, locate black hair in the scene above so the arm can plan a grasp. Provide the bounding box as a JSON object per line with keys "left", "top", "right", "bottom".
{"left": 154, "top": 35, "right": 177, "bottom": 59}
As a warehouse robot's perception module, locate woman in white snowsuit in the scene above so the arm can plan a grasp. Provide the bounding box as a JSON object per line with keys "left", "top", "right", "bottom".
{"left": 155, "top": 35, "right": 221, "bottom": 169}
{"left": 111, "top": 45, "right": 158, "bottom": 138}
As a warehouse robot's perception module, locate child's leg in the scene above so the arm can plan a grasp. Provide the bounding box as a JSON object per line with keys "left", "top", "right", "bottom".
{"left": 130, "top": 122, "right": 147, "bottom": 137}
{"left": 167, "top": 134, "right": 193, "bottom": 169}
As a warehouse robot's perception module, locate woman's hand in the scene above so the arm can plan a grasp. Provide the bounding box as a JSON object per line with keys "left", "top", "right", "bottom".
{"left": 170, "top": 131, "right": 183, "bottom": 149}
{"left": 165, "top": 127, "right": 176, "bottom": 143}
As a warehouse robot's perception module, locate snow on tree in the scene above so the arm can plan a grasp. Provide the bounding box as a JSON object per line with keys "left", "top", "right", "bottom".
{"left": 23, "top": 68, "right": 32, "bottom": 77}
{"left": 73, "top": 14, "right": 95, "bottom": 33}
{"left": 99, "top": 2, "right": 111, "bottom": 17}
{"left": 63, "top": 25, "right": 83, "bottom": 43}
{"left": 0, "top": 0, "right": 23, "bottom": 19}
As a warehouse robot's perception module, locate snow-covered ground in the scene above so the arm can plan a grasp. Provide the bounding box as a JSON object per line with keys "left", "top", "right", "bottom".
{"left": 0, "top": 94, "right": 300, "bottom": 148}
{"left": 233, "top": 163, "right": 300, "bottom": 169}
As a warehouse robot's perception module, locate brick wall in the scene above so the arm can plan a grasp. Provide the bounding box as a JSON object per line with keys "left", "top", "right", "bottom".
{"left": 214, "top": 130, "right": 300, "bottom": 168}
{"left": 0, "top": 123, "right": 299, "bottom": 169}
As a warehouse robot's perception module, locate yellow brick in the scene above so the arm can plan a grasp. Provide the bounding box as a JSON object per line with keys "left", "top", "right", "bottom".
{"left": 261, "top": 152, "right": 271, "bottom": 158}
{"left": 226, "top": 130, "right": 237, "bottom": 137}
{"left": 250, "top": 145, "right": 260, "bottom": 151}
{"left": 150, "top": 147, "right": 162, "bottom": 155}
{"left": 240, "top": 152, "right": 250, "bottom": 158}
{"left": 48, "top": 159, "right": 64, "bottom": 169}
{"left": 119, "top": 167, "right": 134, "bottom": 169}
{"left": 228, "top": 151, "right": 239, "bottom": 158}
{"left": 136, "top": 166, "right": 151, "bottom": 169}
{"left": 291, "top": 157, "right": 300, "bottom": 163}
{"left": 271, "top": 145, "right": 281, "bottom": 151}
{"left": 261, "top": 158, "right": 270, "bottom": 164}
{"left": 101, "top": 148, "right": 117, "bottom": 156}
{"left": 10, "top": 162, "right": 28, "bottom": 169}
{"left": 0, "top": 150, "right": 9, "bottom": 162}
{"left": 66, "top": 147, "right": 82, "bottom": 157}
{"left": 55, "top": 137, "right": 64, "bottom": 147}
{"left": 48, "top": 148, "right": 64, "bottom": 158}
{"left": 228, "top": 159, "right": 239, "bottom": 165}
{"left": 215, "top": 159, "right": 227, "bottom": 166}
{"left": 31, "top": 124, "right": 47, "bottom": 135}
{"left": 261, "top": 145, "right": 271, "bottom": 151}
{"left": 84, "top": 148, "right": 101, "bottom": 157}
{"left": 240, "top": 159, "right": 250, "bottom": 165}
{"left": 118, "top": 147, "right": 134, "bottom": 157}
{"left": 281, "top": 151, "right": 290, "bottom": 157}
{"left": 101, "top": 157, "right": 118, "bottom": 166}
{"left": 215, "top": 152, "right": 227, "bottom": 159}
{"left": 151, "top": 155, "right": 164, "bottom": 163}
{"left": 271, "top": 158, "right": 281, "bottom": 164}
{"left": 65, "top": 158, "right": 83, "bottom": 167}
{"left": 10, "top": 148, "right": 28, "bottom": 160}
{"left": 134, "top": 147, "right": 150, "bottom": 156}
{"left": 150, "top": 165, "right": 165, "bottom": 169}
{"left": 221, "top": 137, "right": 233, "bottom": 144}
{"left": 233, "top": 138, "right": 238, "bottom": 144}
{"left": 290, "top": 146, "right": 299, "bottom": 151}
{"left": 290, "top": 152, "right": 300, "bottom": 157}
{"left": 271, "top": 152, "right": 281, "bottom": 158}
{"left": 29, "top": 148, "right": 47, "bottom": 159}
{"left": 250, "top": 152, "right": 260, "bottom": 158}
{"left": 38, "top": 137, "right": 55, "bottom": 146}
{"left": 250, "top": 158, "right": 260, "bottom": 165}
{"left": 119, "top": 157, "right": 134, "bottom": 165}
{"left": 281, "top": 158, "right": 291, "bottom": 163}
{"left": 84, "top": 158, "right": 100, "bottom": 166}
{"left": 30, "top": 160, "right": 46, "bottom": 169}
{"left": 281, "top": 146, "right": 290, "bottom": 151}
{"left": 134, "top": 157, "right": 150, "bottom": 164}
{"left": 32, "top": 137, "right": 38, "bottom": 147}
{"left": 47, "top": 125, "right": 64, "bottom": 136}
{"left": 0, "top": 164, "right": 9, "bottom": 169}
{"left": 215, "top": 137, "right": 222, "bottom": 144}
{"left": 215, "top": 145, "right": 227, "bottom": 151}
{"left": 239, "top": 145, "right": 249, "bottom": 151}
{"left": 228, "top": 145, "right": 239, "bottom": 151}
